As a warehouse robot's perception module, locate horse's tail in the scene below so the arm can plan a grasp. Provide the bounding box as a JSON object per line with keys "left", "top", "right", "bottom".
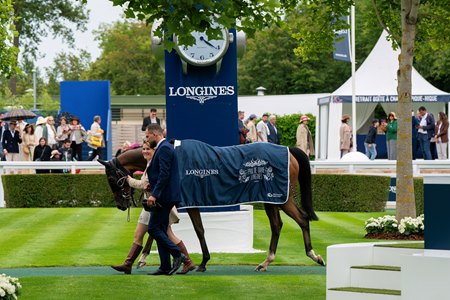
{"left": 288, "top": 147, "right": 318, "bottom": 221}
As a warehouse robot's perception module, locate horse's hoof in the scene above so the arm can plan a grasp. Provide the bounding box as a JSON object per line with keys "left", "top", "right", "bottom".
{"left": 254, "top": 265, "right": 267, "bottom": 272}
{"left": 317, "top": 255, "right": 326, "bottom": 266}
{"left": 195, "top": 266, "right": 206, "bottom": 272}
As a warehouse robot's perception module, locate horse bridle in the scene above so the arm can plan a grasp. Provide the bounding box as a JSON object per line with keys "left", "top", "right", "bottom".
{"left": 110, "top": 158, "right": 139, "bottom": 221}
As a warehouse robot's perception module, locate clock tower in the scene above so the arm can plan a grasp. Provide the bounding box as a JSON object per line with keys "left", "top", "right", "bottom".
{"left": 152, "top": 23, "right": 245, "bottom": 147}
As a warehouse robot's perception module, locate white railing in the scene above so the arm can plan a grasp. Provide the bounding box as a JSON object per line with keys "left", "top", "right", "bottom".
{"left": 0, "top": 161, "right": 104, "bottom": 175}
{"left": 310, "top": 160, "right": 450, "bottom": 176}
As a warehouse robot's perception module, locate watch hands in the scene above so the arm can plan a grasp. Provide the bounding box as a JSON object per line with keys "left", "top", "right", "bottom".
{"left": 199, "top": 36, "right": 218, "bottom": 50}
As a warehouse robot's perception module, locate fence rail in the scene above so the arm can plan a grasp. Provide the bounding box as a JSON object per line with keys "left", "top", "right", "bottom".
{"left": 310, "top": 160, "right": 450, "bottom": 176}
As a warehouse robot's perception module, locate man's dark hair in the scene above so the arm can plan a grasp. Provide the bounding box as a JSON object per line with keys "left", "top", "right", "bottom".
{"left": 146, "top": 123, "right": 164, "bottom": 135}
{"left": 150, "top": 108, "right": 157, "bottom": 113}
{"left": 372, "top": 119, "right": 379, "bottom": 124}
{"left": 64, "top": 138, "right": 71, "bottom": 144}
{"left": 419, "top": 106, "right": 427, "bottom": 112}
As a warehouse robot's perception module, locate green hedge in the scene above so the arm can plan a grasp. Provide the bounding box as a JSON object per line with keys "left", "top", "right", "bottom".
{"left": 311, "top": 175, "right": 423, "bottom": 213}
{"left": 3, "top": 174, "right": 424, "bottom": 214}
{"left": 3, "top": 174, "right": 115, "bottom": 208}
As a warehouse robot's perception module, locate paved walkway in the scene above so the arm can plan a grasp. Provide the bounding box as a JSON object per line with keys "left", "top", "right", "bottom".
{"left": 0, "top": 265, "right": 326, "bottom": 277}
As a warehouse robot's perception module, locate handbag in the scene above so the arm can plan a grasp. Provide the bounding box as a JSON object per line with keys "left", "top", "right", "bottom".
{"left": 23, "top": 145, "right": 30, "bottom": 155}
{"left": 89, "top": 135, "right": 102, "bottom": 148}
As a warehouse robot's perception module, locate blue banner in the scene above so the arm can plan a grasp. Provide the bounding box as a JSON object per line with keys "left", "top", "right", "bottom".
{"left": 60, "top": 81, "right": 112, "bottom": 160}
{"left": 333, "top": 16, "right": 351, "bottom": 62}
{"left": 175, "top": 140, "right": 289, "bottom": 208}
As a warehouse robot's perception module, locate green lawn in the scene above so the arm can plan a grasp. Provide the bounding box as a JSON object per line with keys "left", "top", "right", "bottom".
{"left": 0, "top": 208, "right": 392, "bottom": 299}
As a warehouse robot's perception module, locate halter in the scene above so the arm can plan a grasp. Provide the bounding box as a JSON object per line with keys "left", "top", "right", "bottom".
{"left": 110, "top": 158, "right": 138, "bottom": 221}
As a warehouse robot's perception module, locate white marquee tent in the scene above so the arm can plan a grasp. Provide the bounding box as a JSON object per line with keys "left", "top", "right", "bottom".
{"left": 316, "top": 31, "right": 450, "bottom": 160}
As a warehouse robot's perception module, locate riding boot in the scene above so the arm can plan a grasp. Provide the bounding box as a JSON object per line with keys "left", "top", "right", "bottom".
{"left": 176, "top": 240, "right": 196, "bottom": 274}
{"left": 137, "top": 236, "right": 154, "bottom": 269}
{"left": 111, "top": 243, "right": 143, "bottom": 274}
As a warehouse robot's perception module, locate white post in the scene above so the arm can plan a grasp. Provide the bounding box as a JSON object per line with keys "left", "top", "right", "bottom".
{"left": 351, "top": 5, "right": 357, "bottom": 151}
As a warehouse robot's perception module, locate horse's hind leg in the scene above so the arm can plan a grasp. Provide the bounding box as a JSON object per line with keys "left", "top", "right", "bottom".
{"left": 280, "top": 199, "right": 325, "bottom": 266}
{"left": 187, "top": 208, "right": 210, "bottom": 272}
{"left": 255, "top": 204, "right": 282, "bottom": 272}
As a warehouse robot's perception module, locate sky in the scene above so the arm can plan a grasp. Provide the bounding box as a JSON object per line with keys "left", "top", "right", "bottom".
{"left": 35, "top": 0, "right": 124, "bottom": 71}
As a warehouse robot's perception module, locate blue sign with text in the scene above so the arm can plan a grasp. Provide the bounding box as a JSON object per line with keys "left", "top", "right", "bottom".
{"left": 164, "top": 29, "right": 238, "bottom": 147}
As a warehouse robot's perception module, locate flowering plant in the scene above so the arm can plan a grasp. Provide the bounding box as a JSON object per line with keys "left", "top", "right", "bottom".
{"left": 0, "top": 274, "right": 21, "bottom": 300}
{"left": 365, "top": 214, "right": 424, "bottom": 236}
{"left": 365, "top": 215, "right": 398, "bottom": 234}
{"left": 398, "top": 214, "right": 425, "bottom": 235}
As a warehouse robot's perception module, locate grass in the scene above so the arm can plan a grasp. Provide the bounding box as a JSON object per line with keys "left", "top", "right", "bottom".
{"left": 328, "top": 287, "right": 401, "bottom": 296}
{"left": 0, "top": 208, "right": 393, "bottom": 299}
{"left": 351, "top": 265, "right": 401, "bottom": 271}
{"left": 375, "top": 242, "right": 424, "bottom": 249}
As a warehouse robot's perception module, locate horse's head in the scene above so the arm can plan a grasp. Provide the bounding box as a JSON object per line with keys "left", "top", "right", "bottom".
{"left": 98, "top": 158, "right": 133, "bottom": 211}
{"left": 99, "top": 148, "right": 147, "bottom": 211}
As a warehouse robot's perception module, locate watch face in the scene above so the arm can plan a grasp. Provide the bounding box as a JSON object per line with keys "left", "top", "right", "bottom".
{"left": 175, "top": 27, "right": 229, "bottom": 66}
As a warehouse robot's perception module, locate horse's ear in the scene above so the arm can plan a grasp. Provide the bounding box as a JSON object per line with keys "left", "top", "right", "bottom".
{"left": 97, "top": 159, "right": 112, "bottom": 168}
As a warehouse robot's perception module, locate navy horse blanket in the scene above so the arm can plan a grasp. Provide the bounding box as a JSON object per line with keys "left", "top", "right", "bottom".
{"left": 174, "top": 139, "right": 290, "bottom": 208}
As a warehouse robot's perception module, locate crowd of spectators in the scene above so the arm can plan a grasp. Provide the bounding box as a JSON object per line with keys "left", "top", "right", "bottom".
{"left": 0, "top": 114, "right": 105, "bottom": 174}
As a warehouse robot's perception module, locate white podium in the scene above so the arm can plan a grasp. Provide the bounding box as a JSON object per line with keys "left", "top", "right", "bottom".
{"left": 172, "top": 205, "right": 261, "bottom": 253}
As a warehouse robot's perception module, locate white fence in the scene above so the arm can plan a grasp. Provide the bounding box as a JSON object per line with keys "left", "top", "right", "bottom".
{"left": 310, "top": 160, "right": 450, "bottom": 176}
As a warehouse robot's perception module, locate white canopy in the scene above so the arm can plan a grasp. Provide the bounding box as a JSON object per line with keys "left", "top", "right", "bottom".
{"left": 317, "top": 31, "right": 450, "bottom": 160}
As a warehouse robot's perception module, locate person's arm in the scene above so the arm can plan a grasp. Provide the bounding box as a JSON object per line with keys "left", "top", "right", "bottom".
{"left": 127, "top": 172, "right": 147, "bottom": 190}
{"left": 423, "top": 115, "right": 435, "bottom": 131}
{"left": 141, "top": 117, "right": 149, "bottom": 131}
{"left": 2, "top": 131, "right": 7, "bottom": 150}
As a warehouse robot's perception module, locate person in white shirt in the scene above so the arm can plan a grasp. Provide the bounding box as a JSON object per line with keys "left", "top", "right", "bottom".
{"left": 256, "top": 113, "right": 270, "bottom": 142}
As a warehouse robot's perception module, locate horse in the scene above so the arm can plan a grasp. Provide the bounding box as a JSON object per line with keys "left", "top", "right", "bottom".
{"left": 99, "top": 143, "right": 325, "bottom": 272}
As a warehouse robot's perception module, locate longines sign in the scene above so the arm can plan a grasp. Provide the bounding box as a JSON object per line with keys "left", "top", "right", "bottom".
{"left": 168, "top": 85, "right": 235, "bottom": 104}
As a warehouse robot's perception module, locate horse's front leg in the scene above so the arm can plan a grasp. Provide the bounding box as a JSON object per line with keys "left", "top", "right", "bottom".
{"left": 255, "top": 204, "right": 282, "bottom": 272}
{"left": 187, "top": 208, "right": 210, "bottom": 272}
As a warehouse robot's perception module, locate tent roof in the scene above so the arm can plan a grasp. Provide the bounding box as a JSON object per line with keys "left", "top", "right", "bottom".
{"left": 327, "top": 31, "right": 449, "bottom": 103}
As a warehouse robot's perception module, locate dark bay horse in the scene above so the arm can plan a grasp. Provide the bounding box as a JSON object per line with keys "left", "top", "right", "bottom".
{"left": 99, "top": 144, "right": 325, "bottom": 272}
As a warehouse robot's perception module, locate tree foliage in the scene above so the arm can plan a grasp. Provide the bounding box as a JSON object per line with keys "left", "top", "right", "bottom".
{"left": 45, "top": 50, "right": 92, "bottom": 95}
{"left": 0, "top": 0, "right": 19, "bottom": 78}
{"left": 109, "top": 0, "right": 285, "bottom": 49}
{"left": 87, "top": 21, "right": 165, "bottom": 95}
{"left": 13, "top": 0, "right": 89, "bottom": 58}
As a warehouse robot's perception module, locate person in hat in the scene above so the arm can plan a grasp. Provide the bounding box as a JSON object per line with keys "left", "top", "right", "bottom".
{"left": 34, "top": 116, "right": 47, "bottom": 145}
{"left": 340, "top": 114, "right": 352, "bottom": 157}
{"left": 69, "top": 116, "right": 87, "bottom": 161}
{"left": 246, "top": 114, "right": 258, "bottom": 143}
{"left": 296, "top": 115, "right": 315, "bottom": 157}
{"left": 50, "top": 150, "right": 63, "bottom": 173}
{"left": 364, "top": 119, "right": 380, "bottom": 160}
{"left": 2, "top": 120, "right": 22, "bottom": 173}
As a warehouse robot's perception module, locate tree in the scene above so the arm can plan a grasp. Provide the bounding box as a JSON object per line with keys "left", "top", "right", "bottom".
{"left": 10, "top": 0, "right": 89, "bottom": 94}
{"left": 45, "top": 50, "right": 92, "bottom": 95}
{"left": 109, "top": 0, "right": 449, "bottom": 221}
{"left": 0, "top": 0, "right": 19, "bottom": 78}
{"left": 237, "top": 5, "right": 381, "bottom": 95}
{"left": 87, "top": 21, "right": 165, "bottom": 95}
